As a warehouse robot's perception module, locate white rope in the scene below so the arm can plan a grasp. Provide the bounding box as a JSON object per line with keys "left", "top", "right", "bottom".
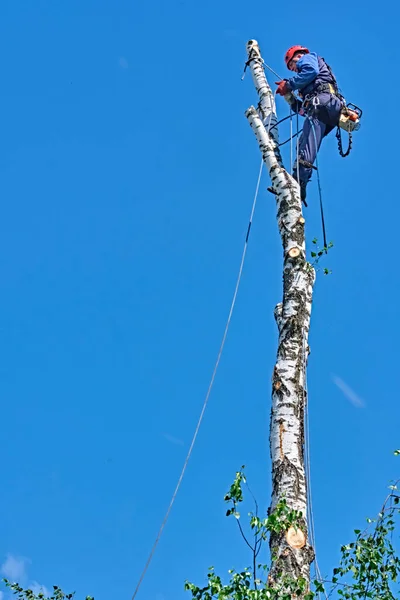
{"left": 290, "top": 107, "right": 293, "bottom": 173}
{"left": 131, "top": 158, "right": 264, "bottom": 600}
{"left": 296, "top": 110, "right": 300, "bottom": 186}
{"left": 302, "top": 331, "right": 329, "bottom": 600}
{"left": 262, "top": 60, "right": 283, "bottom": 81}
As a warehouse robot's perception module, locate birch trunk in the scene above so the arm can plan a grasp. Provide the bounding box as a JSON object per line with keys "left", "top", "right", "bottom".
{"left": 245, "top": 40, "right": 315, "bottom": 589}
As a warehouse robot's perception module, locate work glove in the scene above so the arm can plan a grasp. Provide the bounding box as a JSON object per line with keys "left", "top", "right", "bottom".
{"left": 275, "top": 80, "right": 291, "bottom": 96}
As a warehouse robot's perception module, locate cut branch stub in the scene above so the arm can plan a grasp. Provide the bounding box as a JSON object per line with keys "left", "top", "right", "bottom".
{"left": 288, "top": 247, "right": 301, "bottom": 258}
{"left": 286, "top": 526, "right": 306, "bottom": 549}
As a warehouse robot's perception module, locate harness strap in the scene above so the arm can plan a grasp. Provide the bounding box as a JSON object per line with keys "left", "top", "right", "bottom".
{"left": 302, "top": 82, "right": 338, "bottom": 105}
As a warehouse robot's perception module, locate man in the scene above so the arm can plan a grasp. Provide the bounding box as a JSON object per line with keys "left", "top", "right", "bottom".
{"left": 275, "top": 46, "right": 342, "bottom": 204}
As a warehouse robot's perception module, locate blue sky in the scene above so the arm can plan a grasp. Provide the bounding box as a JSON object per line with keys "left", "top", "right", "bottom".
{"left": 0, "top": 0, "right": 399, "bottom": 599}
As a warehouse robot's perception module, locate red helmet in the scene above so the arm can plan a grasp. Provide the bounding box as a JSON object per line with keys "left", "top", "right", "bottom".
{"left": 284, "top": 45, "right": 309, "bottom": 67}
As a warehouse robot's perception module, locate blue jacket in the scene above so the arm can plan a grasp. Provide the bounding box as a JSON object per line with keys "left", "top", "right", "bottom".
{"left": 287, "top": 53, "right": 337, "bottom": 97}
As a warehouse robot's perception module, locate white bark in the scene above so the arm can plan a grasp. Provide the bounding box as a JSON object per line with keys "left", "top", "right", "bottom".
{"left": 245, "top": 40, "right": 315, "bottom": 588}
{"left": 245, "top": 40, "right": 278, "bottom": 144}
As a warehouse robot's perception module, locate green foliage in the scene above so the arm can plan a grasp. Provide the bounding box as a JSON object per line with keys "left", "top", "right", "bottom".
{"left": 224, "top": 466, "right": 246, "bottom": 519}
{"left": 308, "top": 238, "right": 334, "bottom": 275}
{"left": 186, "top": 468, "right": 308, "bottom": 598}
{"left": 185, "top": 568, "right": 311, "bottom": 600}
{"left": 3, "top": 580, "right": 94, "bottom": 600}
{"left": 249, "top": 498, "right": 303, "bottom": 539}
{"left": 328, "top": 488, "right": 400, "bottom": 600}
{"left": 185, "top": 467, "right": 400, "bottom": 600}
{"left": 224, "top": 467, "right": 303, "bottom": 536}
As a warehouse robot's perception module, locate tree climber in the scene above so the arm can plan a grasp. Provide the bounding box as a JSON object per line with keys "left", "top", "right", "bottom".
{"left": 275, "top": 46, "right": 342, "bottom": 205}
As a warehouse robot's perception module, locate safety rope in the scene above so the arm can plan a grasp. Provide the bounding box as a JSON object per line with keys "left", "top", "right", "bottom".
{"left": 131, "top": 158, "right": 264, "bottom": 600}
{"left": 300, "top": 115, "right": 330, "bottom": 600}
{"left": 286, "top": 108, "right": 302, "bottom": 205}
{"left": 276, "top": 79, "right": 330, "bottom": 600}
{"left": 262, "top": 60, "right": 283, "bottom": 81}
{"left": 275, "top": 106, "right": 326, "bottom": 596}
{"left": 279, "top": 128, "right": 303, "bottom": 148}
{"left": 290, "top": 107, "right": 293, "bottom": 174}
{"left": 309, "top": 119, "right": 328, "bottom": 251}
{"left": 242, "top": 54, "right": 283, "bottom": 82}
{"left": 302, "top": 330, "right": 329, "bottom": 600}
{"left": 269, "top": 114, "right": 294, "bottom": 131}
{"left": 296, "top": 111, "right": 300, "bottom": 193}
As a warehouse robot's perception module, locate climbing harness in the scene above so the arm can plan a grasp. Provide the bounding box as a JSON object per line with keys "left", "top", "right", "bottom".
{"left": 304, "top": 94, "right": 362, "bottom": 159}
{"left": 301, "top": 82, "right": 338, "bottom": 106}
{"left": 299, "top": 55, "right": 362, "bottom": 159}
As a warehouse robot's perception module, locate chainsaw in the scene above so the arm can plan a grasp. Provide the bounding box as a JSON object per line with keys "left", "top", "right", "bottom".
{"left": 339, "top": 103, "right": 362, "bottom": 132}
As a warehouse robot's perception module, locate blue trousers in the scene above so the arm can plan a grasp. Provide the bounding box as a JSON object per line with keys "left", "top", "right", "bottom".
{"left": 293, "top": 93, "right": 342, "bottom": 185}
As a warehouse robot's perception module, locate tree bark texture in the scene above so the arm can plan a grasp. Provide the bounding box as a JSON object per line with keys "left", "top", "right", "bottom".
{"left": 245, "top": 40, "right": 315, "bottom": 587}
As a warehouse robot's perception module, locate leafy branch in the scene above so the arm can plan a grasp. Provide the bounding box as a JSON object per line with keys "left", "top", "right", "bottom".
{"left": 3, "top": 581, "right": 94, "bottom": 600}
{"left": 307, "top": 238, "right": 334, "bottom": 275}
{"left": 185, "top": 461, "right": 400, "bottom": 600}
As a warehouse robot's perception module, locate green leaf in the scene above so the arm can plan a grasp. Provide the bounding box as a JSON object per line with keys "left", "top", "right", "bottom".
{"left": 313, "top": 580, "right": 325, "bottom": 593}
